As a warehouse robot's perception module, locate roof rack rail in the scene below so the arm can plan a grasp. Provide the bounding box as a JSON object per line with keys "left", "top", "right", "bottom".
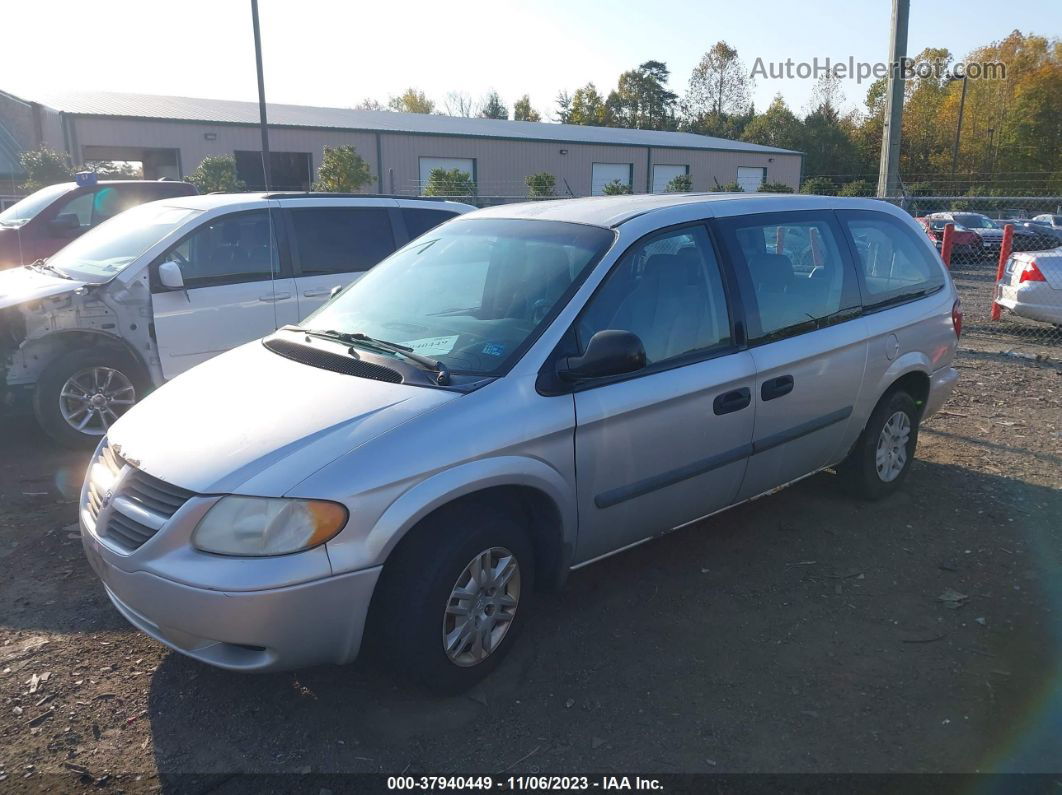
{"left": 261, "top": 192, "right": 451, "bottom": 201}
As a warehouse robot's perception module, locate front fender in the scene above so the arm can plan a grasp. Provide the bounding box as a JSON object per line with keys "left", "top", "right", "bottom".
{"left": 326, "top": 455, "right": 576, "bottom": 577}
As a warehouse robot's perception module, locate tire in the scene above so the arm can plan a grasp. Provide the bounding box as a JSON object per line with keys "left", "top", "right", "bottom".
{"left": 370, "top": 503, "right": 535, "bottom": 693}
{"left": 33, "top": 346, "right": 149, "bottom": 449}
{"left": 838, "top": 390, "right": 920, "bottom": 501}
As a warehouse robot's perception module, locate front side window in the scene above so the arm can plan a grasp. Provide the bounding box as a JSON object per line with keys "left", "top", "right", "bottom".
{"left": 53, "top": 192, "right": 93, "bottom": 230}
{"left": 165, "top": 210, "right": 279, "bottom": 288}
{"left": 47, "top": 203, "right": 202, "bottom": 282}
{"left": 576, "top": 226, "right": 731, "bottom": 365}
{"left": 724, "top": 214, "right": 851, "bottom": 340}
{"left": 0, "top": 183, "right": 70, "bottom": 228}
{"left": 304, "top": 219, "right": 614, "bottom": 377}
{"left": 841, "top": 212, "right": 945, "bottom": 304}
{"left": 290, "top": 207, "right": 395, "bottom": 275}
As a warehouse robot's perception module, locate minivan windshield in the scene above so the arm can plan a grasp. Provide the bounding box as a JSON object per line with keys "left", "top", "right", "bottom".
{"left": 303, "top": 218, "right": 614, "bottom": 377}
{"left": 46, "top": 203, "right": 202, "bottom": 282}
{"left": 0, "top": 183, "right": 71, "bottom": 228}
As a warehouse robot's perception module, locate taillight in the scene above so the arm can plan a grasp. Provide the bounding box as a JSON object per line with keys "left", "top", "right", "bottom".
{"left": 1018, "top": 260, "right": 1047, "bottom": 283}
{"left": 951, "top": 298, "right": 963, "bottom": 339}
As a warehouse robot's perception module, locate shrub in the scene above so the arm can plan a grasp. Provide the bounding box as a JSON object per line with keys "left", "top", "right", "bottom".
{"left": 423, "top": 167, "right": 476, "bottom": 199}
{"left": 799, "top": 176, "right": 837, "bottom": 195}
{"left": 314, "top": 145, "right": 373, "bottom": 192}
{"left": 186, "top": 155, "right": 245, "bottom": 193}
{"left": 602, "top": 179, "right": 632, "bottom": 196}
{"left": 665, "top": 173, "right": 693, "bottom": 192}
{"left": 758, "top": 180, "right": 795, "bottom": 193}
{"left": 17, "top": 147, "right": 73, "bottom": 192}
{"left": 526, "top": 172, "right": 556, "bottom": 199}
{"left": 838, "top": 179, "right": 874, "bottom": 197}
{"left": 713, "top": 181, "right": 743, "bottom": 192}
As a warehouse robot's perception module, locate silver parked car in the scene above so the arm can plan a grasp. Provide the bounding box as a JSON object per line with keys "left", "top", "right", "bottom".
{"left": 79, "top": 194, "right": 961, "bottom": 691}
{"left": 996, "top": 248, "right": 1062, "bottom": 325}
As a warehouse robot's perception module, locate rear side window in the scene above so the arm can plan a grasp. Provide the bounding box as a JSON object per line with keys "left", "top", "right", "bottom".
{"left": 290, "top": 207, "right": 395, "bottom": 275}
{"left": 402, "top": 207, "right": 457, "bottom": 240}
{"left": 720, "top": 213, "right": 855, "bottom": 341}
{"left": 840, "top": 212, "right": 944, "bottom": 305}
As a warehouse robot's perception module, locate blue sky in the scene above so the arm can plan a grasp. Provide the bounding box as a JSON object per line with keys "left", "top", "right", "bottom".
{"left": 6, "top": 0, "right": 1060, "bottom": 119}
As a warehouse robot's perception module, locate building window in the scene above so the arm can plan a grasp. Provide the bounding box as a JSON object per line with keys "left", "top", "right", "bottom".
{"left": 651, "top": 164, "right": 689, "bottom": 193}
{"left": 591, "top": 163, "right": 633, "bottom": 196}
{"left": 736, "top": 166, "right": 767, "bottom": 193}
{"left": 234, "top": 151, "right": 312, "bottom": 191}
{"left": 418, "top": 157, "right": 476, "bottom": 195}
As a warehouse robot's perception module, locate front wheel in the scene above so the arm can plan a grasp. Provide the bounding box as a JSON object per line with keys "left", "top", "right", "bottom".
{"left": 33, "top": 347, "right": 148, "bottom": 448}
{"left": 839, "top": 390, "right": 920, "bottom": 500}
{"left": 371, "top": 504, "right": 534, "bottom": 693}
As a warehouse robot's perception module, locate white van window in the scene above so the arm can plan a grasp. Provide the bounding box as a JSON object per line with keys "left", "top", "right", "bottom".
{"left": 47, "top": 203, "right": 202, "bottom": 282}
{"left": 166, "top": 211, "right": 279, "bottom": 287}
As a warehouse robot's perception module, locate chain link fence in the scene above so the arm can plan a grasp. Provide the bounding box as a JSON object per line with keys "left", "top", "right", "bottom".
{"left": 881, "top": 196, "right": 1062, "bottom": 351}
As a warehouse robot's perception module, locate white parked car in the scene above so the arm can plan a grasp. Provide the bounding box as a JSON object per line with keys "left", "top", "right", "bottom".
{"left": 996, "top": 248, "right": 1062, "bottom": 326}
{"left": 0, "top": 194, "right": 473, "bottom": 445}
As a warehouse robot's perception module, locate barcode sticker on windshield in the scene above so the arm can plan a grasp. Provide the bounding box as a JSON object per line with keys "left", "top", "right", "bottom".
{"left": 401, "top": 335, "right": 459, "bottom": 356}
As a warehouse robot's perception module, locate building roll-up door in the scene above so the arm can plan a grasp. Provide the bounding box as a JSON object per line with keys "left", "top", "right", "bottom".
{"left": 651, "top": 164, "right": 689, "bottom": 193}
{"left": 736, "top": 166, "right": 767, "bottom": 193}
{"left": 591, "top": 163, "right": 633, "bottom": 196}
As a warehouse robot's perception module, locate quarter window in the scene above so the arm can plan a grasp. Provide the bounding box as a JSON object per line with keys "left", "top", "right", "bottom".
{"left": 841, "top": 213, "right": 945, "bottom": 303}
{"left": 165, "top": 210, "right": 278, "bottom": 288}
{"left": 290, "top": 207, "right": 395, "bottom": 275}
{"left": 577, "top": 226, "right": 731, "bottom": 365}
{"left": 728, "top": 216, "right": 850, "bottom": 339}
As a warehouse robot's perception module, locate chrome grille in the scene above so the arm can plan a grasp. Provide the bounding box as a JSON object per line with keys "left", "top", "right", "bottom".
{"left": 85, "top": 440, "right": 195, "bottom": 552}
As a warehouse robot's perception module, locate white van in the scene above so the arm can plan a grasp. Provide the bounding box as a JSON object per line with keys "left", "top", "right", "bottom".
{"left": 0, "top": 194, "right": 473, "bottom": 445}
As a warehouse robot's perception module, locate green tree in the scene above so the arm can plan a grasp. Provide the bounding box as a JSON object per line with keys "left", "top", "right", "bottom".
{"left": 423, "top": 167, "right": 475, "bottom": 199}
{"left": 314, "top": 145, "right": 374, "bottom": 192}
{"left": 601, "top": 179, "right": 632, "bottom": 195}
{"left": 556, "top": 83, "right": 612, "bottom": 126}
{"left": 838, "top": 179, "right": 873, "bottom": 196}
{"left": 388, "top": 88, "right": 435, "bottom": 114}
{"left": 479, "top": 90, "right": 508, "bottom": 120}
{"left": 741, "top": 95, "right": 803, "bottom": 151}
{"left": 799, "top": 176, "right": 837, "bottom": 195}
{"left": 608, "top": 60, "right": 678, "bottom": 130}
{"left": 186, "top": 154, "right": 245, "bottom": 193}
{"left": 800, "top": 102, "right": 861, "bottom": 184}
{"left": 665, "top": 173, "right": 693, "bottom": 192}
{"left": 713, "top": 181, "right": 743, "bottom": 192}
{"left": 513, "top": 94, "right": 541, "bottom": 122}
{"left": 526, "top": 172, "right": 556, "bottom": 198}
{"left": 18, "top": 147, "right": 73, "bottom": 192}
{"left": 758, "top": 181, "right": 795, "bottom": 193}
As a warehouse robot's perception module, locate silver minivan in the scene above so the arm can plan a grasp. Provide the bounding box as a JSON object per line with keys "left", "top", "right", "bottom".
{"left": 79, "top": 194, "right": 961, "bottom": 692}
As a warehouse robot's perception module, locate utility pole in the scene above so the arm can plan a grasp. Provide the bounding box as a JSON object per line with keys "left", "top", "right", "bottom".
{"left": 949, "top": 73, "right": 968, "bottom": 180}
{"left": 251, "top": 0, "right": 271, "bottom": 191}
{"left": 877, "top": 0, "right": 910, "bottom": 197}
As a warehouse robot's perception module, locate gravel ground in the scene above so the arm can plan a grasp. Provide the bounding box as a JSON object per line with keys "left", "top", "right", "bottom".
{"left": 1, "top": 275, "right": 1059, "bottom": 790}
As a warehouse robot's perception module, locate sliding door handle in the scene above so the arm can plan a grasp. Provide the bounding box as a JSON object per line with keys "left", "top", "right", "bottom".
{"left": 258, "top": 292, "right": 291, "bottom": 302}
{"left": 713, "top": 387, "right": 751, "bottom": 415}
{"left": 761, "top": 375, "right": 794, "bottom": 401}
{"left": 302, "top": 289, "right": 334, "bottom": 298}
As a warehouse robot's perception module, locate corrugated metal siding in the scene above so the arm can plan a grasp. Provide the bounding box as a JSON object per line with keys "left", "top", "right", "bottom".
{"left": 68, "top": 118, "right": 802, "bottom": 196}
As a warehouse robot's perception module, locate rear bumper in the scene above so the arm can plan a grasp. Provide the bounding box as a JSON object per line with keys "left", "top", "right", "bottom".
{"left": 995, "top": 284, "right": 1062, "bottom": 325}
{"left": 82, "top": 529, "right": 382, "bottom": 672}
{"left": 922, "top": 366, "right": 959, "bottom": 420}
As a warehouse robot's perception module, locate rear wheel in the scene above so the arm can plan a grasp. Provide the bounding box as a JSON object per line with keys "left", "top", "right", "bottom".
{"left": 839, "top": 390, "right": 920, "bottom": 500}
{"left": 371, "top": 503, "right": 534, "bottom": 693}
{"left": 34, "top": 347, "right": 148, "bottom": 448}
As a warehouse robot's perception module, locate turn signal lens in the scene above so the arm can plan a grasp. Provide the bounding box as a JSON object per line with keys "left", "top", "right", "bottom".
{"left": 192, "top": 496, "right": 348, "bottom": 556}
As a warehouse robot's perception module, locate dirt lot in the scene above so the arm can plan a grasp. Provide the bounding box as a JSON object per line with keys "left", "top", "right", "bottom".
{"left": 1, "top": 276, "right": 1060, "bottom": 789}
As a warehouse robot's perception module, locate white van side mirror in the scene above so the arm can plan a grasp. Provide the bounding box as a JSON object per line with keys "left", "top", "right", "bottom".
{"left": 158, "top": 261, "right": 185, "bottom": 289}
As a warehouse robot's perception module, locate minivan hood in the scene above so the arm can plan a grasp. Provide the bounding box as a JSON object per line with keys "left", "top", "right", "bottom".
{"left": 0, "top": 265, "right": 86, "bottom": 308}
{"left": 107, "top": 341, "right": 460, "bottom": 495}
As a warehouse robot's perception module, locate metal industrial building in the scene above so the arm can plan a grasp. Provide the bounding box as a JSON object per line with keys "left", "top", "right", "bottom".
{"left": 1, "top": 88, "right": 801, "bottom": 199}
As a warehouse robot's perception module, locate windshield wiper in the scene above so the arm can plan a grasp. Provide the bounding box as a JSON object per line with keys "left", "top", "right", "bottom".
{"left": 297, "top": 327, "right": 451, "bottom": 385}
{"left": 25, "top": 259, "right": 72, "bottom": 279}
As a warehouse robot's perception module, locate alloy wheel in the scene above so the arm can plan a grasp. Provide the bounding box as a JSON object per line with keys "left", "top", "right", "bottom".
{"left": 875, "top": 410, "right": 911, "bottom": 483}
{"left": 58, "top": 367, "right": 136, "bottom": 436}
{"left": 442, "top": 546, "right": 521, "bottom": 666}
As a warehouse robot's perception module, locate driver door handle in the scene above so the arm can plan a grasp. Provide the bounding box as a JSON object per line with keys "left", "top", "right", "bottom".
{"left": 302, "top": 289, "right": 333, "bottom": 297}
{"left": 258, "top": 292, "right": 291, "bottom": 302}
{"left": 713, "top": 387, "right": 751, "bottom": 416}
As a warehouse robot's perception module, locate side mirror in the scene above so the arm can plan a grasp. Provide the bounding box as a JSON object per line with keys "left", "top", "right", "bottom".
{"left": 558, "top": 330, "right": 646, "bottom": 381}
{"left": 48, "top": 213, "right": 81, "bottom": 236}
{"left": 158, "top": 260, "right": 185, "bottom": 290}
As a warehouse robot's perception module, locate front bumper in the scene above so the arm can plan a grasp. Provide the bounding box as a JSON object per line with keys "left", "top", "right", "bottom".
{"left": 81, "top": 526, "right": 382, "bottom": 672}
{"left": 922, "top": 366, "right": 959, "bottom": 420}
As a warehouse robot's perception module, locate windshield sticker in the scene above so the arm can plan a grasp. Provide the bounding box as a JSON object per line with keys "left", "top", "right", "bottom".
{"left": 482, "top": 342, "right": 505, "bottom": 357}
{"left": 401, "top": 335, "right": 459, "bottom": 356}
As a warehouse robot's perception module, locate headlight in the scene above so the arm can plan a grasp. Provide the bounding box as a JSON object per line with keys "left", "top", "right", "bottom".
{"left": 192, "top": 496, "right": 348, "bottom": 556}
